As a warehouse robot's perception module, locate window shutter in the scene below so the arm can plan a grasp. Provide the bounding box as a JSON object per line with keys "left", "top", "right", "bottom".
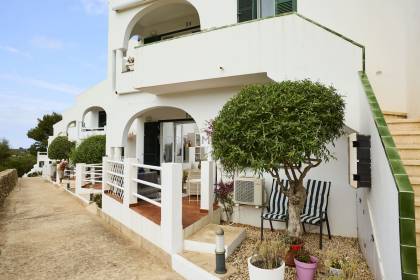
{"left": 238, "top": 0, "right": 258, "bottom": 23}
{"left": 275, "top": 0, "right": 295, "bottom": 15}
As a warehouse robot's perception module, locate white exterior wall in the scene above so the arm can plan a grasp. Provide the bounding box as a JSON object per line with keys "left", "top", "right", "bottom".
{"left": 299, "top": 0, "right": 420, "bottom": 117}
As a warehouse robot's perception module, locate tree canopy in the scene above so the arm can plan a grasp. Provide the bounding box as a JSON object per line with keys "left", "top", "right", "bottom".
{"left": 211, "top": 80, "right": 345, "bottom": 237}
{"left": 0, "top": 139, "right": 11, "bottom": 163}
{"left": 70, "top": 135, "right": 106, "bottom": 164}
{"left": 48, "top": 136, "right": 74, "bottom": 160}
{"left": 27, "top": 113, "right": 62, "bottom": 155}
{"left": 212, "top": 80, "right": 345, "bottom": 175}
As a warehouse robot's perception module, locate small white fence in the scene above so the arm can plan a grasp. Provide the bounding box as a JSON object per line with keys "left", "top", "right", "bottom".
{"left": 75, "top": 163, "right": 103, "bottom": 200}
{"left": 100, "top": 157, "right": 215, "bottom": 255}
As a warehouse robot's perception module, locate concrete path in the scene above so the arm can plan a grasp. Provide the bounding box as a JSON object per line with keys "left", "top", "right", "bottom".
{"left": 0, "top": 177, "right": 182, "bottom": 280}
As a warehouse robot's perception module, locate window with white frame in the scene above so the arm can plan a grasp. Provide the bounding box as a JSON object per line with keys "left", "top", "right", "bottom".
{"left": 237, "top": 0, "right": 296, "bottom": 23}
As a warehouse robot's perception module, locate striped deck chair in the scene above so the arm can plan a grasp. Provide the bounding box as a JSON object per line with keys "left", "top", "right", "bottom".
{"left": 301, "top": 179, "right": 332, "bottom": 249}
{"left": 260, "top": 179, "right": 289, "bottom": 240}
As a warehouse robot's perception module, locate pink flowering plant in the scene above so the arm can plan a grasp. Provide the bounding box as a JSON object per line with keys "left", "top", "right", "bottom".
{"left": 204, "top": 119, "right": 214, "bottom": 142}
{"left": 215, "top": 180, "right": 234, "bottom": 223}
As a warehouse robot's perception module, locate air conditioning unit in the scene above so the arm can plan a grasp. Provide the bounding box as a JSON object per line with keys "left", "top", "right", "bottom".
{"left": 234, "top": 177, "right": 265, "bottom": 207}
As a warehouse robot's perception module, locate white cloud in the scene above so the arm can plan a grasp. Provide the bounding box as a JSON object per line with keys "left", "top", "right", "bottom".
{"left": 0, "top": 73, "right": 82, "bottom": 95}
{"left": 0, "top": 45, "right": 32, "bottom": 58}
{"left": 81, "top": 0, "right": 108, "bottom": 15}
{"left": 31, "top": 36, "right": 64, "bottom": 50}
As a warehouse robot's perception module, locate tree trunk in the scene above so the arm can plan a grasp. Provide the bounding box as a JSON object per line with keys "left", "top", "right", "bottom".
{"left": 287, "top": 182, "right": 307, "bottom": 238}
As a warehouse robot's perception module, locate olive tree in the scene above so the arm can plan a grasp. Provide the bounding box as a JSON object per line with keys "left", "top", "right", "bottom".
{"left": 48, "top": 136, "right": 75, "bottom": 160}
{"left": 211, "top": 80, "right": 345, "bottom": 238}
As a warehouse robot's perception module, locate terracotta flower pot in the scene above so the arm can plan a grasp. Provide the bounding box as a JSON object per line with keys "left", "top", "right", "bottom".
{"left": 294, "top": 256, "right": 318, "bottom": 280}
{"left": 285, "top": 240, "right": 304, "bottom": 267}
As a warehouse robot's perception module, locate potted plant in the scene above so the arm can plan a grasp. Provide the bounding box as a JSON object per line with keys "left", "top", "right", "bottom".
{"left": 248, "top": 240, "right": 286, "bottom": 280}
{"left": 325, "top": 251, "right": 345, "bottom": 276}
{"left": 281, "top": 235, "right": 304, "bottom": 267}
{"left": 294, "top": 250, "right": 318, "bottom": 280}
{"left": 214, "top": 180, "right": 234, "bottom": 224}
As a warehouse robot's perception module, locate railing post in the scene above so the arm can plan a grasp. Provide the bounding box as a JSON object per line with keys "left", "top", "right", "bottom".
{"left": 55, "top": 164, "right": 60, "bottom": 185}
{"left": 75, "top": 163, "right": 84, "bottom": 194}
{"left": 123, "top": 158, "right": 137, "bottom": 208}
{"left": 161, "top": 163, "right": 183, "bottom": 254}
{"left": 201, "top": 160, "right": 214, "bottom": 213}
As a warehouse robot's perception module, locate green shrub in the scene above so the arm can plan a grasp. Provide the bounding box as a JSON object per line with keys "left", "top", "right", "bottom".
{"left": 48, "top": 136, "right": 75, "bottom": 160}
{"left": 70, "top": 135, "right": 106, "bottom": 164}
{"left": 92, "top": 194, "right": 102, "bottom": 208}
{"left": 0, "top": 153, "right": 36, "bottom": 177}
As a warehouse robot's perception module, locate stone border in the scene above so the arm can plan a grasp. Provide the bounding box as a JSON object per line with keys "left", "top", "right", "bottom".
{"left": 0, "top": 169, "right": 18, "bottom": 206}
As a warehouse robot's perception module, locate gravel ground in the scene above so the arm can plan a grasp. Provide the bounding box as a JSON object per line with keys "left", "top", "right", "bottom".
{"left": 226, "top": 224, "right": 374, "bottom": 280}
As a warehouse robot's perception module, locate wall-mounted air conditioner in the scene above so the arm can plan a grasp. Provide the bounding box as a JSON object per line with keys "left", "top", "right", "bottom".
{"left": 234, "top": 177, "right": 265, "bottom": 207}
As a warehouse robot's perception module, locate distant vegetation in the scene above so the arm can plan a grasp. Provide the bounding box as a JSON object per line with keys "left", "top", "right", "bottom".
{"left": 27, "top": 113, "right": 62, "bottom": 156}
{"left": 0, "top": 139, "right": 36, "bottom": 177}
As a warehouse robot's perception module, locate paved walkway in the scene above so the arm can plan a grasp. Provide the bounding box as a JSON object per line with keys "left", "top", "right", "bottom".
{"left": 0, "top": 177, "right": 182, "bottom": 280}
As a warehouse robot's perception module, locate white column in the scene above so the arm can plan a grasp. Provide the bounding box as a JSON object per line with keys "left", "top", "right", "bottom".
{"left": 123, "top": 158, "right": 138, "bottom": 208}
{"left": 55, "top": 165, "right": 60, "bottom": 185}
{"left": 161, "top": 163, "right": 183, "bottom": 254}
{"left": 136, "top": 117, "right": 145, "bottom": 164}
{"left": 102, "top": 156, "right": 108, "bottom": 195}
{"left": 114, "top": 147, "right": 123, "bottom": 161}
{"left": 75, "top": 163, "right": 84, "bottom": 195}
{"left": 200, "top": 161, "right": 214, "bottom": 213}
{"left": 116, "top": 48, "right": 124, "bottom": 75}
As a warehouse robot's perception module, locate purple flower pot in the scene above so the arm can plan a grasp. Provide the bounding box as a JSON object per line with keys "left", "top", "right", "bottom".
{"left": 294, "top": 256, "right": 318, "bottom": 280}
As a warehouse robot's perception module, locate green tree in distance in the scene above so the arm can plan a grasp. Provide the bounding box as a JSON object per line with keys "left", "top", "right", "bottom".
{"left": 27, "top": 113, "right": 62, "bottom": 155}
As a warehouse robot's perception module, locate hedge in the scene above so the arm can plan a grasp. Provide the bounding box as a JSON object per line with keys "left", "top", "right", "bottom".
{"left": 70, "top": 135, "right": 106, "bottom": 164}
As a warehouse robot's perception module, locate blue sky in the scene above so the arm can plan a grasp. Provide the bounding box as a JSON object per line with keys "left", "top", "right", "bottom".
{"left": 0, "top": 0, "right": 108, "bottom": 148}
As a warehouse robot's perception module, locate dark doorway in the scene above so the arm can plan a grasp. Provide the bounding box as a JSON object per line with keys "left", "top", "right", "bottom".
{"left": 144, "top": 122, "right": 160, "bottom": 166}
{"left": 98, "top": 111, "right": 107, "bottom": 128}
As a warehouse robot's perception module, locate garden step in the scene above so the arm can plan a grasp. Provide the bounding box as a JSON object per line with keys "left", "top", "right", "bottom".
{"left": 383, "top": 111, "right": 407, "bottom": 121}
{"left": 173, "top": 252, "right": 236, "bottom": 280}
{"left": 183, "top": 224, "right": 246, "bottom": 258}
{"left": 397, "top": 145, "right": 420, "bottom": 160}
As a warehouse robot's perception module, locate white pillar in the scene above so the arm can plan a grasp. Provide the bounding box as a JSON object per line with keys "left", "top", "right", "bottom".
{"left": 75, "top": 163, "right": 84, "bottom": 195}
{"left": 123, "top": 158, "right": 138, "bottom": 208}
{"left": 200, "top": 161, "right": 214, "bottom": 213}
{"left": 102, "top": 156, "right": 108, "bottom": 195}
{"left": 136, "top": 117, "right": 145, "bottom": 163}
{"left": 55, "top": 165, "right": 60, "bottom": 185}
{"left": 116, "top": 48, "right": 124, "bottom": 75}
{"left": 114, "top": 147, "right": 123, "bottom": 161}
{"left": 161, "top": 163, "right": 183, "bottom": 254}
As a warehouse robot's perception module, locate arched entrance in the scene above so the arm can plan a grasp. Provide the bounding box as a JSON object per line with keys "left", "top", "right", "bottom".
{"left": 123, "top": 106, "right": 204, "bottom": 167}
{"left": 122, "top": 0, "right": 201, "bottom": 72}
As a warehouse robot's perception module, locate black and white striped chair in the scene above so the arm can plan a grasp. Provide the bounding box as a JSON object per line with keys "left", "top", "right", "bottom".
{"left": 301, "top": 179, "right": 332, "bottom": 249}
{"left": 260, "top": 179, "right": 289, "bottom": 240}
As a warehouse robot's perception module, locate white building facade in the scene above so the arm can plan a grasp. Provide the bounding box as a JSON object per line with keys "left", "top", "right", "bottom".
{"left": 49, "top": 1, "right": 420, "bottom": 279}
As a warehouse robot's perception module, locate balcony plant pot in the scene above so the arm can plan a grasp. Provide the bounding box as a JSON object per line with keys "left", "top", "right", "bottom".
{"left": 247, "top": 257, "right": 285, "bottom": 280}
{"left": 294, "top": 256, "right": 318, "bottom": 280}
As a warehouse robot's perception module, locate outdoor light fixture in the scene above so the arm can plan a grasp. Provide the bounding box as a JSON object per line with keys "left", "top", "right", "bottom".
{"left": 215, "top": 228, "right": 227, "bottom": 274}
{"left": 349, "top": 133, "right": 371, "bottom": 188}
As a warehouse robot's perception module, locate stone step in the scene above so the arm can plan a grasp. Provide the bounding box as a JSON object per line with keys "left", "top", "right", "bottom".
{"left": 403, "top": 160, "right": 420, "bottom": 176}
{"left": 392, "top": 132, "right": 420, "bottom": 145}
{"left": 184, "top": 224, "right": 246, "bottom": 258}
{"left": 383, "top": 111, "right": 407, "bottom": 121}
{"left": 173, "top": 251, "right": 236, "bottom": 280}
{"left": 387, "top": 119, "right": 420, "bottom": 132}
{"left": 397, "top": 145, "right": 420, "bottom": 160}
